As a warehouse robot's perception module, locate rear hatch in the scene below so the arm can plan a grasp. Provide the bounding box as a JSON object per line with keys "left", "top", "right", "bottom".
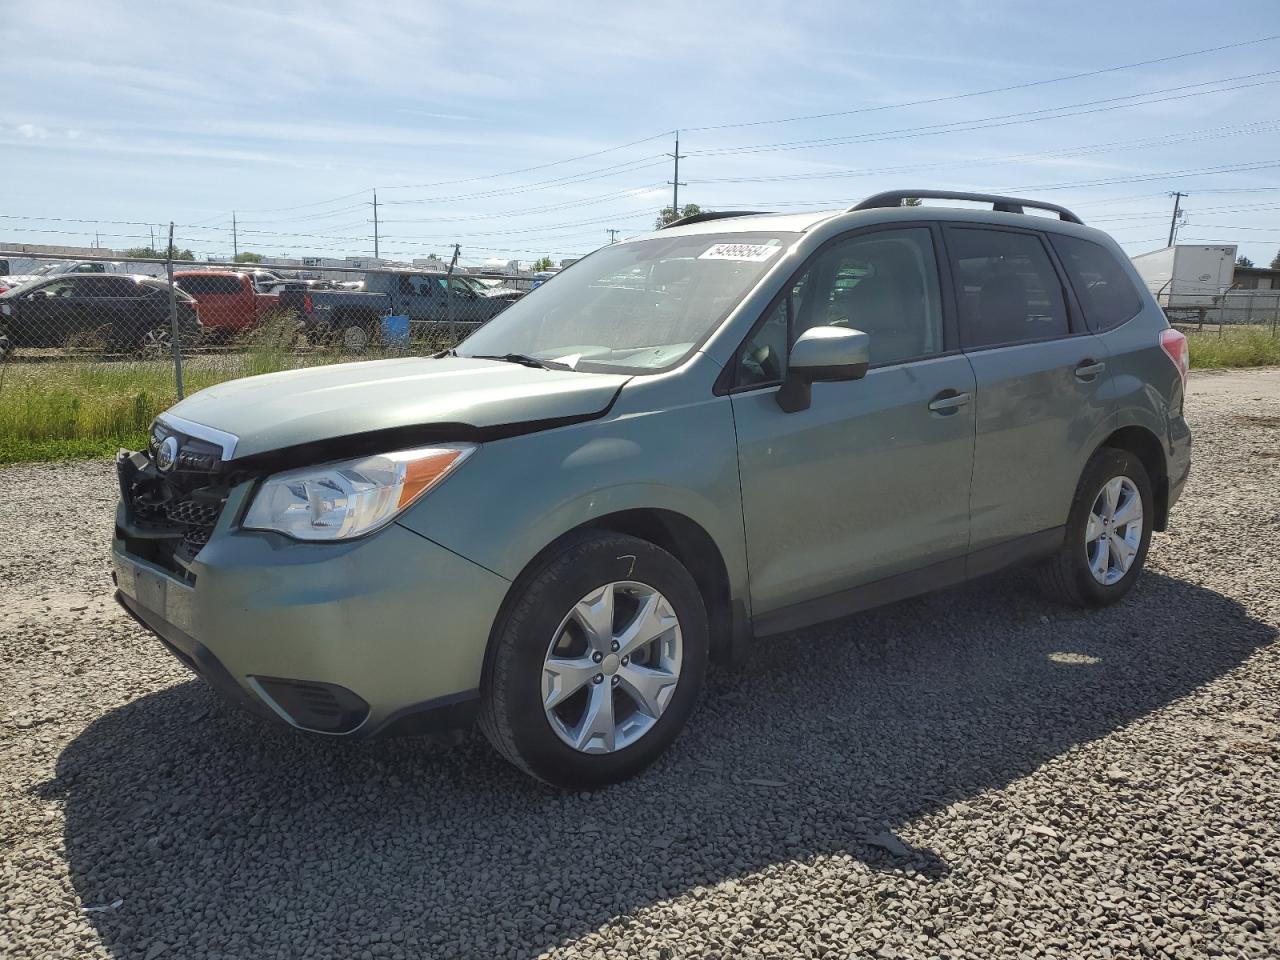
{"left": 172, "top": 274, "right": 251, "bottom": 331}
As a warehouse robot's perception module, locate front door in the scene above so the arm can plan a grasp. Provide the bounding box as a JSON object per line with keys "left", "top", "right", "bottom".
{"left": 943, "top": 225, "right": 1114, "bottom": 552}
{"left": 730, "top": 225, "right": 976, "bottom": 626}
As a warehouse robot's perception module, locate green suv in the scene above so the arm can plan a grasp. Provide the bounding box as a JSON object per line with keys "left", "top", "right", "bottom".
{"left": 113, "top": 190, "right": 1192, "bottom": 788}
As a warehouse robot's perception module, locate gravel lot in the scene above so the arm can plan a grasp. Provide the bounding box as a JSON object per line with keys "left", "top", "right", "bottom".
{"left": 2, "top": 368, "right": 1279, "bottom": 960}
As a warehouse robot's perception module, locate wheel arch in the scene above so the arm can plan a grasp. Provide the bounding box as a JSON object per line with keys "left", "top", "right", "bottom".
{"left": 488, "top": 508, "right": 747, "bottom": 670}
{"left": 1098, "top": 425, "right": 1169, "bottom": 531}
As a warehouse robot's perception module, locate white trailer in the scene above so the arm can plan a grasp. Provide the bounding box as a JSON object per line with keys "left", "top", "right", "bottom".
{"left": 1130, "top": 244, "right": 1237, "bottom": 308}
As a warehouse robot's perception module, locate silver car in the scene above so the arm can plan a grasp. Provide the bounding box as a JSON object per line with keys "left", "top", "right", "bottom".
{"left": 112, "top": 190, "right": 1192, "bottom": 788}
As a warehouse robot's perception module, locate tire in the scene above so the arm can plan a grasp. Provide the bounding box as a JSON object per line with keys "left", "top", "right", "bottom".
{"left": 1037, "top": 448, "right": 1154, "bottom": 607}
{"left": 479, "top": 531, "right": 709, "bottom": 789}
{"left": 335, "top": 314, "right": 377, "bottom": 351}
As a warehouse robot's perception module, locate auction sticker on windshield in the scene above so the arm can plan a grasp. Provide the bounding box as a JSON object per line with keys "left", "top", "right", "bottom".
{"left": 698, "top": 242, "right": 783, "bottom": 262}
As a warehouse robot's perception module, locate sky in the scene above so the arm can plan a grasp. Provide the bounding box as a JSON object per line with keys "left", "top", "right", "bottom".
{"left": 2, "top": 0, "right": 1278, "bottom": 269}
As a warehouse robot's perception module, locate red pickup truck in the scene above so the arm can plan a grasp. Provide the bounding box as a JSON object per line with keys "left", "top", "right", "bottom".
{"left": 172, "top": 271, "right": 280, "bottom": 339}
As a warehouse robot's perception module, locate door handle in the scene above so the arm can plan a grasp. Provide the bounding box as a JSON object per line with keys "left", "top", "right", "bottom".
{"left": 1074, "top": 359, "right": 1106, "bottom": 380}
{"left": 928, "top": 390, "right": 971, "bottom": 413}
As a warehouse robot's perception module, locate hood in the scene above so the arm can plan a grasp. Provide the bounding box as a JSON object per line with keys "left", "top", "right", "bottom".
{"left": 164, "top": 356, "right": 630, "bottom": 461}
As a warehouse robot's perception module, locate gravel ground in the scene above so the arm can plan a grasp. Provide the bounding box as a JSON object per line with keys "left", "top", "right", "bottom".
{"left": 2, "top": 369, "right": 1278, "bottom": 960}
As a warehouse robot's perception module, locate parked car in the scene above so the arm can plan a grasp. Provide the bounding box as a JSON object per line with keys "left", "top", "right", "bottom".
{"left": 297, "top": 269, "right": 514, "bottom": 348}
{"left": 0, "top": 274, "right": 200, "bottom": 355}
{"left": 112, "top": 190, "right": 1191, "bottom": 788}
{"left": 1, "top": 259, "right": 135, "bottom": 289}
{"left": 173, "top": 271, "right": 281, "bottom": 340}
{"left": 457, "top": 275, "right": 527, "bottom": 305}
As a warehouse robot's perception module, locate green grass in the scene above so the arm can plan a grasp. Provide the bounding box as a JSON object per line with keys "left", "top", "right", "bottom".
{"left": 1186, "top": 325, "right": 1280, "bottom": 370}
{"left": 0, "top": 314, "right": 356, "bottom": 464}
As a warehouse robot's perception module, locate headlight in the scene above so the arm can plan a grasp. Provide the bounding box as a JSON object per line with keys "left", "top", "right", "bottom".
{"left": 243, "top": 444, "right": 475, "bottom": 541}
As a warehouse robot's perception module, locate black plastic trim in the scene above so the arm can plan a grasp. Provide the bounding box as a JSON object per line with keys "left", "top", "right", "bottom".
{"left": 663, "top": 210, "right": 772, "bottom": 229}
{"left": 364, "top": 689, "right": 480, "bottom": 739}
{"left": 852, "top": 190, "right": 1083, "bottom": 224}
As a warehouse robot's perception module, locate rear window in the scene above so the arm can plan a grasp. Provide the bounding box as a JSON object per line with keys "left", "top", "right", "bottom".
{"left": 140, "top": 278, "right": 196, "bottom": 301}
{"left": 1048, "top": 234, "right": 1143, "bottom": 332}
{"left": 174, "top": 274, "right": 244, "bottom": 296}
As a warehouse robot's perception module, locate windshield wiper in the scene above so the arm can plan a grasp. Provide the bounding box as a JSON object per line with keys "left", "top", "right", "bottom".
{"left": 471, "top": 353, "right": 570, "bottom": 371}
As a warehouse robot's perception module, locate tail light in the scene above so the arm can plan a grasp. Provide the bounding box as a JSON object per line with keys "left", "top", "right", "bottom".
{"left": 303, "top": 292, "right": 313, "bottom": 314}
{"left": 1160, "top": 328, "right": 1189, "bottom": 384}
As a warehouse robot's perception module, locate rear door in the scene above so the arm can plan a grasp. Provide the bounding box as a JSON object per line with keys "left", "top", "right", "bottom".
{"left": 730, "top": 225, "right": 976, "bottom": 623}
{"left": 943, "top": 225, "right": 1113, "bottom": 555}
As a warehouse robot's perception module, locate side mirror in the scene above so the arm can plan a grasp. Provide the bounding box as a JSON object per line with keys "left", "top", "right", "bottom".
{"left": 776, "top": 325, "right": 870, "bottom": 413}
{"left": 29, "top": 290, "right": 47, "bottom": 301}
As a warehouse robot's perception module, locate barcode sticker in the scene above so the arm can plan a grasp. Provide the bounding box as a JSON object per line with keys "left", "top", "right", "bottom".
{"left": 698, "top": 243, "right": 782, "bottom": 262}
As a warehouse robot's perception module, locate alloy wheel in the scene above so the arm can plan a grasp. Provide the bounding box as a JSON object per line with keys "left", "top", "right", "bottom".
{"left": 1085, "top": 475, "right": 1144, "bottom": 586}
{"left": 541, "top": 581, "right": 683, "bottom": 754}
{"left": 139, "top": 326, "right": 172, "bottom": 359}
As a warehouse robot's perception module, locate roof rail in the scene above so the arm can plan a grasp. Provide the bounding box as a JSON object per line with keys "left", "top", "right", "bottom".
{"left": 661, "top": 210, "right": 772, "bottom": 229}
{"left": 850, "top": 190, "right": 1083, "bottom": 225}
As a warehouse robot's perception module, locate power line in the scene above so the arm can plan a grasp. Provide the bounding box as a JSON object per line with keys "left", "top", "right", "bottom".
{"left": 686, "top": 71, "right": 1280, "bottom": 158}
{"left": 687, "top": 119, "right": 1280, "bottom": 186}
{"left": 382, "top": 156, "right": 670, "bottom": 205}
{"left": 683, "top": 35, "right": 1280, "bottom": 132}
{"left": 380, "top": 130, "right": 674, "bottom": 190}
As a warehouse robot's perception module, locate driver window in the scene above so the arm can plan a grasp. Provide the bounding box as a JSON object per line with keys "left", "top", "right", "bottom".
{"left": 735, "top": 227, "right": 944, "bottom": 386}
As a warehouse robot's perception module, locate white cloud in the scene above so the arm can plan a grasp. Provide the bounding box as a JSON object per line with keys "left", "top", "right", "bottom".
{"left": 16, "top": 123, "right": 50, "bottom": 139}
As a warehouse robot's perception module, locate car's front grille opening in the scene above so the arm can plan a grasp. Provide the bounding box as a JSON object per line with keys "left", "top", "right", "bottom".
{"left": 117, "top": 433, "right": 236, "bottom": 577}
{"left": 250, "top": 677, "right": 370, "bottom": 735}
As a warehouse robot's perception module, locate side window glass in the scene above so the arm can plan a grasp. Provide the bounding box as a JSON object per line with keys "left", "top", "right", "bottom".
{"left": 1048, "top": 234, "right": 1142, "bottom": 332}
{"left": 735, "top": 227, "right": 944, "bottom": 386}
{"left": 948, "top": 228, "right": 1069, "bottom": 349}
{"left": 737, "top": 297, "right": 790, "bottom": 386}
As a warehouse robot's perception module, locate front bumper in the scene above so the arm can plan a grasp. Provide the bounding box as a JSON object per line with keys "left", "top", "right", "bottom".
{"left": 113, "top": 494, "right": 510, "bottom": 737}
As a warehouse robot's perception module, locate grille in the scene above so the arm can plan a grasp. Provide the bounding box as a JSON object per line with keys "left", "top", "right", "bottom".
{"left": 166, "top": 499, "right": 222, "bottom": 528}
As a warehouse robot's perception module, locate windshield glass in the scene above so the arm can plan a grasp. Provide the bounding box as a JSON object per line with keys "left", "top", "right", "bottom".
{"left": 457, "top": 231, "right": 798, "bottom": 373}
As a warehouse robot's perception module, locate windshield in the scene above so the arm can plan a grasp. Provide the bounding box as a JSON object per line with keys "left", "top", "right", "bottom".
{"left": 457, "top": 231, "right": 798, "bottom": 373}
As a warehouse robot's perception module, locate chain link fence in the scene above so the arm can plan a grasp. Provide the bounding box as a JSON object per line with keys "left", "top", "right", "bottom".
{"left": 0, "top": 250, "right": 535, "bottom": 460}
{"left": 1151, "top": 280, "right": 1280, "bottom": 336}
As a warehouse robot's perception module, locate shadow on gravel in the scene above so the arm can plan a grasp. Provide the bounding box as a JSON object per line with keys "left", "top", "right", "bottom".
{"left": 51, "top": 570, "right": 1273, "bottom": 959}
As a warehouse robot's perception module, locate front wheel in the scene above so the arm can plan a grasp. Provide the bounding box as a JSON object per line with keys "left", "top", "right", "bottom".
{"left": 1038, "top": 448, "right": 1154, "bottom": 607}
{"left": 135, "top": 323, "right": 173, "bottom": 359}
{"left": 479, "top": 532, "right": 708, "bottom": 789}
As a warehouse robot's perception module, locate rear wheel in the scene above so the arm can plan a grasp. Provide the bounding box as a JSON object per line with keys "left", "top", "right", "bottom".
{"left": 1038, "top": 448, "right": 1153, "bottom": 607}
{"left": 479, "top": 532, "right": 708, "bottom": 789}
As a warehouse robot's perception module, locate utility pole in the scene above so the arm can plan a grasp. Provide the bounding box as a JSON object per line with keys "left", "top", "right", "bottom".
{"left": 150, "top": 225, "right": 156, "bottom": 251}
{"left": 607, "top": 229, "right": 619, "bottom": 244}
{"left": 446, "top": 243, "right": 460, "bottom": 347}
{"left": 372, "top": 189, "right": 380, "bottom": 261}
{"left": 667, "top": 131, "right": 686, "bottom": 220}
{"left": 1167, "top": 191, "right": 1187, "bottom": 247}
{"left": 232, "top": 210, "right": 238, "bottom": 259}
